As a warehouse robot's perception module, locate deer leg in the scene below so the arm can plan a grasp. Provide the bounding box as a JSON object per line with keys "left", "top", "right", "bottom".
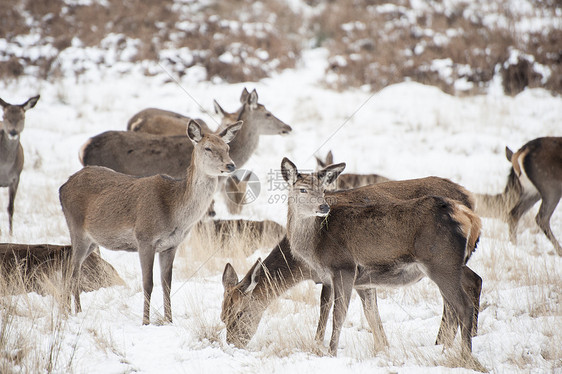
{"left": 68, "top": 234, "right": 95, "bottom": 314}
{"left": 427, "top": 265, "right": 474, "bottom": 358}
{"left": 7, "top": 178, "right": 19, "bottom": 235}
{"left": 138, "top": 245, "right": 155, "bottom": 325}
{"left": 508, "top": 194, "right": 540, "bottom": 244}
{"left": 159, "top": 247, "right": 177, "bottom": 323}
{"left": 315, "top": 283, "right": 332, "bottom": 343}
{"left": 435, "top": 300, "right": 458, "bottom": 347}
{"left": 356, "top": 288, "right": 388, "bottom": 352}
{"left": 535, "top": 192, "right": 562, "bottom": 255}
{"left": 328, "top": 268, "right": 355, "bottom": 356}
{"left": 462, "top": 266, "right": 482, "bottom": 337}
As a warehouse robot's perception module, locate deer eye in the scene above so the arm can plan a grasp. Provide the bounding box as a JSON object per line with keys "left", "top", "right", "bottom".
{"left": 299, "top": 188, "right": 307, "bottom": 194}
{"left": 205, "top": 147, "right": 212, "bottom": 152}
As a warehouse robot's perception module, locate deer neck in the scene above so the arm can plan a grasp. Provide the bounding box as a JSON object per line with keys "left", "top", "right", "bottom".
{"left": 179, "top": 154, "right": 218, "bottom": 224}
{"left": 287, "top": 207, "right": 321, "bottom": 274}
{"left": 226, "top": 105, "right": 259, "bottom": 167}
{"left": 0, "top": 131, "right": 20, "bottom": 162}
{"left": 252, "top": 237, "right": 307, "bottom": 307}
{"left": 474, "top": 170, "right": 522, "bottom": 221}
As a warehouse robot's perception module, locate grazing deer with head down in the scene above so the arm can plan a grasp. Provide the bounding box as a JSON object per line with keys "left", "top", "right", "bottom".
{"left": 81, "top": 88, "right": 291, "bottom": 180}
{"left": 222, "top": 176, "right": 482, "bottom": 353}
{"left": 280, "top": 158, "right": 481, "bottom": 360}
{"left": 315, "top": 150, "right": 390, "bottom": 190}
{"left": 474, "top": 137, "right": 562, "bottom": 255}
{"left": 0, "top": 95, "right": 40, "bottom": 234}
{"left": 127, "top": 107, "right": 212, "bottom": 135}
{"left": 59, "top": 120, "right": 241, "bottom": 324}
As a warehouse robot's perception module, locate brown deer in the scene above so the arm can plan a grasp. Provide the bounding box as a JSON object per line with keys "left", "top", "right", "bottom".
{"left": 280, "top": 158, "right": 482, "bottom": 359}
{"left": 127, "top": 107, "right": 212, "bottom": 135}
{"left": 474, "top": 137, "right": 562, "bottom": 255}
{"left": 192, "top": 218, "right": 285, "bottom": 257}
{"left": 0, "top": 95, "right": 40, "bottom": 234}
{"left": 0, "top": 243, "right": 123, "bottom": 295}
{"left": 80, "top": 88, "right": 291, "bottom": 180}
{"left": 59, "top": 120, "right": 241, "bottom": 325}
{"left": 315, "top": 150, "right": 390, "bottom": 190}
{"left": 222, "top": 176, "right": 482, "bottom": 354}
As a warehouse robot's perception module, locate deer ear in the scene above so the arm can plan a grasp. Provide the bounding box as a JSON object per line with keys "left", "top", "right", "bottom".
{"left": 505, "top": 146, "right": 513, "bottom": 162}
{"left": 187, "top": 120, "right": 203, "bottom": 143}
{"left": 242, "top": 258, "right": 262, "bottom": 294}
{"left": 222, "top": 263, "right": 239, "bottom": 289}
{"left": 247, "top": 89, "right": 258, "bottom": 110}
{"left": 326, "top": 150, "right": 334, "bottom": 165}
{"left": 281, "top": 157, "right": 299, "bottom": 185}
{"left": 218, "top": 121, "right": 243, "bottom": 143}
{"left": 22, "top": 95, "right": 40, "bottom": 110}
{"left": 240, "top": 88, "right": 250, "bottom": 104}
{"left": 318, "top": 162, "right": 346, "bottom": 187}
{"left": 315, "top": 155, "right": 326, "bottom": 169}
{"left": 213, "top": 100, "right": 226, "bottom": 117}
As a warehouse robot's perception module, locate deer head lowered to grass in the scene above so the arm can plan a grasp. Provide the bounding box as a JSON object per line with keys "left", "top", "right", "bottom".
{"left": 222, "top": 175, "right": 482, "bottom": 362}
{"left": 0, "top": 95, "right": 40, "bottom": 234}
{"left": 59, "top": 120, "right": 242, "bottom": 325}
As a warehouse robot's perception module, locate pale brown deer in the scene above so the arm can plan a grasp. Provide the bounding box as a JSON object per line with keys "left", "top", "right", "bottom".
{"left": 59, "top": 120, "right": 241, "bottom": 324}
{"left": 127, "top": 107, "right": 212, "bottom": 135}
{"left": 280, "top": 158, "right": 481, "bottom": 359}
{"left": 474, "top": 137, "right": 562, "bottom": 255}
{"left": 222, "top": 176, "right": 482, "bottom": 354}
{"left": 0, "top": 95, "right": 40, "bottom": 234}
{"left": 80, "top": 88, "right": 291, "bottom": 180}
{"left": 0, "top": 243, "right": 123, "bottom": 295}
{"left": 315, "top": 150, "right": 390, "bottom": 190}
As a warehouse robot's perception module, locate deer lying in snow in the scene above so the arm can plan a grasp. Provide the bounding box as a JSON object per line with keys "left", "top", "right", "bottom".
{"left": 0, "top": 243, "right": 123, "bottom": 295}
{"left": 81, "top": 88, "right": 291, "bottom": 180}
{"left": 278, "top": 158, "right": 482, "bottom": 359}
{"left": 0, "top": 95, "right": 40, "bottom": 234}
{"left": 474, "top": 137, "right": 562, "bottom": 255}
{"left": 222, "top": 176, "right": 482, "bottom": 356}
{"left": 315, "top": 150, "right": 390, "bottom": 189}
{"left": 59, "top": 120, "right": 241, "bottom": 324}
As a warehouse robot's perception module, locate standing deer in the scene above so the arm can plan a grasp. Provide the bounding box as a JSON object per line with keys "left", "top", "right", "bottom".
{"left": 0, "top": 95, "right": 40, "bottom": 234}
{"left": 126, "top": 99, "right": 238, "bottom": 136}
{"left": 222, "top": 176, "right": 482, "bottom": 353}
{"left": 474, "top": 137, "right": 562, "bottom": 255}
{"left": 59, "top": 120, "right": 241, "bottom": 324}
{"left": 280, "top": 158, "right": 482, "bottom": 360}
{"left": 315, "top": 150, "right": 390, "bottom": 190}
{"left": 81, "top": 88, "right": 291, "bottom": 180}
{"left": 127, "top": 107, "right": 212, "bottom": 135}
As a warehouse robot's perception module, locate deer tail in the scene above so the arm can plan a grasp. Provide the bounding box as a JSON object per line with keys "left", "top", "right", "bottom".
{"left": 450, "top": 203, "right": 482, "bottom": 263}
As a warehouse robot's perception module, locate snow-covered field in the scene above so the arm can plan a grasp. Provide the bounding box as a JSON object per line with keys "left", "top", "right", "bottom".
{"left": 1, "top": 48, "right": 561, "bottom": 373}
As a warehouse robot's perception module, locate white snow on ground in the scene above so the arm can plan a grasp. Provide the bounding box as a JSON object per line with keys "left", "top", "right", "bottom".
{"left": 0, "top": 48, "right": 561, "bottom": 373}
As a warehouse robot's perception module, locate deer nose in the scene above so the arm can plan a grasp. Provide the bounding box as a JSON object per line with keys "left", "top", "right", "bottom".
{"left": 8, "top": 130, "right": 18, "bottom": 137}
{"left": 226, "top": 163, "right": 236, "bottom": 172}
{"left": 319, "top": 204, "right": 330, "bottom": 214}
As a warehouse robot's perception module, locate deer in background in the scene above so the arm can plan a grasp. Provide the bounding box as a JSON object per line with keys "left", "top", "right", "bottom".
{"left": 280, "top": 158, "right": 482, "bottom": 361}
{"left": 222, "top": 176, "right": 482, "bottom": 356}
{"left": 59, "top": 120, "right": 241, "bottom": 325}
{"left": 315, "top": 150, "right": 389, "bottom": 190}
{"left": 474, "top": 137, "right": 562, "bottom": 255}
{"left": 127, "top": 107, "right": 212, "bottom": 135}
{"left": 127, "top": 99, "right": 238, "bottom": 136}
{"left": 81, "top": 88, "right": 291, "bottom": 180}
{"left": 0, "top": 95, "right": 40, "bottom": 234}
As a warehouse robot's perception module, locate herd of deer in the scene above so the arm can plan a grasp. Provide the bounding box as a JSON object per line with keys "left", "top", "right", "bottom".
{"left": 1, "top": 90, "right": 561, "bottom": 366}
